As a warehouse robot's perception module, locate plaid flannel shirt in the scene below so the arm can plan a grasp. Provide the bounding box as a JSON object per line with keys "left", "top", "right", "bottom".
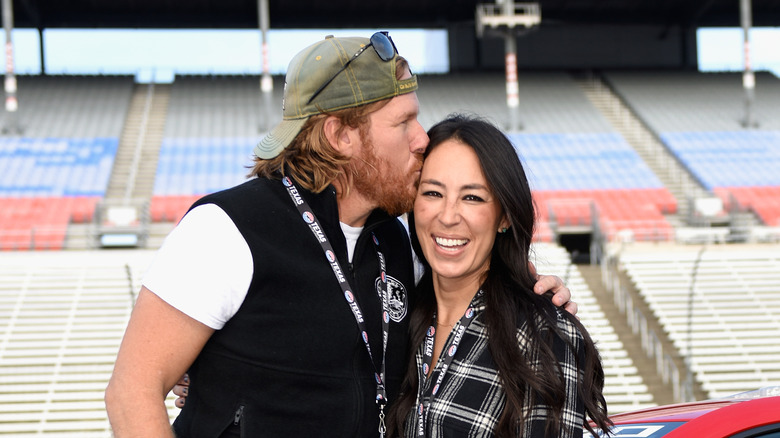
{"left": 404, "top": 293, "right": 587, "bottom": 437}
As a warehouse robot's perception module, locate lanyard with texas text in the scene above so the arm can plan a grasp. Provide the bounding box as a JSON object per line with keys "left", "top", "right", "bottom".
{"left": 416, "top": 290, "right": 483, "bottom": 437}
{"left": 282, "top": 176, "right": 391, "bottom": 438}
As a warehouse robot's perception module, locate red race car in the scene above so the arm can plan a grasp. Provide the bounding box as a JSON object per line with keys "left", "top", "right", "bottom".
{"left": 589, "top": 386, "right": 780, "bottom": 438}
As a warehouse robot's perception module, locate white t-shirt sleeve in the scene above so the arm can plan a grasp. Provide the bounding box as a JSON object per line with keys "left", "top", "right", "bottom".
{"left": 142, "top": 203, "right": 253, "bottom": 330}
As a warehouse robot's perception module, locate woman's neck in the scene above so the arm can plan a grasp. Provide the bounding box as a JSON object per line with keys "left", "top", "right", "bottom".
{"left": 432, "top": 275, "right": 481, "bottom": 327}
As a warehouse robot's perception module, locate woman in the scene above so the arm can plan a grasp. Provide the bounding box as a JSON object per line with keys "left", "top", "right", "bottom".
{"left": 388, "top": 115, "right": 611, "bottom": 437}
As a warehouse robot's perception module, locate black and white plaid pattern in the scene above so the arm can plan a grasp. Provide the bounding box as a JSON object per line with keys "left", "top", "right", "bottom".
{"left": 404, "top": 295, "right": 587, "bottom": 437}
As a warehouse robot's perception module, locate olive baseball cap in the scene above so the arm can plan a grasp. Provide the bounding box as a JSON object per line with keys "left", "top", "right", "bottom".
{"left": 254, "top": 33, "right": 419, "bottom": 159}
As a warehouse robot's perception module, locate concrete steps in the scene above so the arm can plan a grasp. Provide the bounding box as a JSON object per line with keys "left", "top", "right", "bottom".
{"left": 579, "top": 264, "right": 677, "bottom": 407}
{"left": 576, "top": 74, "right": 711, "bottom": 221}
{"left": 106, "top": 83, "right": 170, "bottom": 202}
{"left": 64, "top": 83, "right": 171, "bottom": 250}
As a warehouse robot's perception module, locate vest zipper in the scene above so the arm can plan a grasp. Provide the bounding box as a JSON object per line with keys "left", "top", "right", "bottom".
{"left": 350, "top": 220, "right": 381, "bottom": 279}
{"left": 233, "top": 405, "right": 244, "bottom": 426}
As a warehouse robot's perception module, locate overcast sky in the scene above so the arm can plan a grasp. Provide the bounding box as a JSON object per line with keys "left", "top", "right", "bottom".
{"left": 5, "top": 28, "right": 449, "bottom": 81}
{"left": 3, "top": 27, "right": 779, "bottom": 80}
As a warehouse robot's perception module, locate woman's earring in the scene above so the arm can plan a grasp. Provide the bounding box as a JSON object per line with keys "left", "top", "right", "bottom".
{"left": 499, "top": 227, "right": 508, "bottom": 234}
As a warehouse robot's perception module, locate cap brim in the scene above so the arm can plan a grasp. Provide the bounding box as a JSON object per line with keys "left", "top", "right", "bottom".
{"left": 254, "top": 117, "right": 309, "bottom": 159}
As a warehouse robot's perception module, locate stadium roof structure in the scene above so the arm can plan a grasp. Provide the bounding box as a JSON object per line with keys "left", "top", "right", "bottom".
{"left": 6, "top": 0, "right": 780, "bottom": 30}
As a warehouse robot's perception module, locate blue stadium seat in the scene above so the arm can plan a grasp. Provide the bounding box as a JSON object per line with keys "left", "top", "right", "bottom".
{"left": 510, "top": 132, "right": 662, "bottom": 191}
{"left": 661, "top": 131, "right": 780, "bottom": 190}
{"left": 0, "top": 137, "right": 118, "bottom": 197}
{"left": 153, "top": 137, "right": 254, "bottom": 196}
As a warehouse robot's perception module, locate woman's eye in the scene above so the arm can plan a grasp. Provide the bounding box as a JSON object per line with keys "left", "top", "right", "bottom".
{"left": 464, "top": 194, "right": 485, "bottom": 202}
{"left": 422, "top": 191, "right": 442, "bottom": 198}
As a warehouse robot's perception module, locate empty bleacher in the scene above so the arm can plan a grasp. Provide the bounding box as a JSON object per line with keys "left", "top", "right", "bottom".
{"left": 606, "top": 71, "right": 780, "bottom": 228}
{"left": 1, "top": 76, "right": 135, "bottom": 139}
{"left": 416, "top": 71, "right": 614, "bottom": 133}
{"left": 0, "top": 76, "right": 134, "bottom": 251}
{"left": 513, "top": 131, "right": 676, "bottom": 242}
{"left": 148, "top": 76, "right": 277, "bottom": 224}
{"left": 0, "top": 197, "right": 97, "bottom": 251}
{"left": 0, "top": 138, "right": 117, "bottom": 197}
{"left": 151, "top": 137, "right": 255, "bottom": 223}
{"left": 714, "top": 186, "right": 780, "bottom": 228}
{"left": 162, "top": 76, "right": 282, "bottom": 139}
{"left": 531, "top": 242, "right": 656, "bottom": 413}
{"left": 605, "top": 71, "right": 780, "bottom": 133}
{"left": 0, "top": 250, "right": 180, "bottom": 436}
{"left": 615, "top": 243, "right": 780, "bottom": 399}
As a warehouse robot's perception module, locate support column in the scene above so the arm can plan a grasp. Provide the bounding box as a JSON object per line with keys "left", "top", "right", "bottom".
{"left": 38, "top": 27, "right": 45, "bottom": 75}
{"left": 2, "top": 0, "right": 19, "bottom": 134}
{"left": 258, "top": 0, "right": 273, "bottom": 132}
{"left": 476, "top": 0, "right": 539, "bottom": 133}
{"left": 740, "top": 0, "right": 756, "bottom": 128}
{"left": 501, "top": 0, "right": 520, "bottom": 132}
{"left": 504, "top": 34, "right": 521, "bottom": 132}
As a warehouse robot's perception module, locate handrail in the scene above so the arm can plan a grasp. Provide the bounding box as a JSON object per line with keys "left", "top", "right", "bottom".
{"left": 0, "top": 226, "right": 69, "bottom": 251}
{"left": 603, "top": 253, "right": 696, "bottom": 402}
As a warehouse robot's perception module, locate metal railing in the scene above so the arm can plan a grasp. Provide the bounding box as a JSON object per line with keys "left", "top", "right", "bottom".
{"left": 602, "top": 253, "right": 696, "bottom": 403}
{"left": 0, "top": 226, "right": 70, "bottom": 251}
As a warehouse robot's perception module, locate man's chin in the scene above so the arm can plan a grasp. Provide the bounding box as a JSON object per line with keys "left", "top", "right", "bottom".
{"left": 378, "top": 193, "right": 415, "bottom": 217}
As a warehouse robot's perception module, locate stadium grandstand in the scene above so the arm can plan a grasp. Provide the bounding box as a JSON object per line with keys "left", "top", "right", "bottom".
{"left": 1, "top": 0, "right": 779, "bottom": 435}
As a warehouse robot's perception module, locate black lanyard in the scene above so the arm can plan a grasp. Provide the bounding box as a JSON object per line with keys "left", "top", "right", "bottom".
{"left": 282, "top": 176, "right": 390, "bottom": 437}
{"left": 416, "top": 290, "right": 483, "bottom": 437}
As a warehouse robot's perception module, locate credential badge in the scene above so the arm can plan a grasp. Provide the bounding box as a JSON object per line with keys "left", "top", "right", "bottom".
{"left": 376, "top": 274, "right": 408, "bottom": 322}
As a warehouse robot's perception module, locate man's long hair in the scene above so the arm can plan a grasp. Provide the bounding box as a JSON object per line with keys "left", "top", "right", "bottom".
{"left": 249, "top": 57, "right": 411, "bottom": 195}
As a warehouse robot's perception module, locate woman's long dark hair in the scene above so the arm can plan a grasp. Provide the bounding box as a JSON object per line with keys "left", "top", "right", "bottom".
{"left": 388, "top": 114, "right": 611, "bottom": 437}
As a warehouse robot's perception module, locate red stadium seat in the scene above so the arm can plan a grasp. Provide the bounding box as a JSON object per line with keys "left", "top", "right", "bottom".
{"left": 150, "top": 195, "right": 200, "bottom": 224}
{"left": 533, "top": 188, "right": 676, "bottom": 242}
{"left": 0, "top": 197, "right": 99, "bottom": 251}
{"left": 714, "top": 186, "right": 780, "bottom": 226}
{"left": 70, "top": 196, "right": 99, "bottom": 223}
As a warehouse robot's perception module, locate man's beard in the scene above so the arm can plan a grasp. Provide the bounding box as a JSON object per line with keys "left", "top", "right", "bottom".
{"left": 350, "top": 136, "right": 423, "bottom": 217}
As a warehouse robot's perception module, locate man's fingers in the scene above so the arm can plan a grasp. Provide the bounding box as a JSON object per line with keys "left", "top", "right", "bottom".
{"left": 564, "top": 300, "right": 579, "bottom": 318}
{"left": 172, "top": 384, "right": 188, "bottom": 397}
{"left": 533, "top": 274, "right": 565, "bottom": 297}
{"left": 172, "top": 373, "right": 189, "bottom": 409}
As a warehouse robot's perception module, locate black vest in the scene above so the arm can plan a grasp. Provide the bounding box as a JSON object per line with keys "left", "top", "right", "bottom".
{"left": 172, "top": 177, "right": 415, "bottom": 437}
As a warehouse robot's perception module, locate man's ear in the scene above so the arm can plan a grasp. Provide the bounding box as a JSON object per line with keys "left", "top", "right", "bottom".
{"left": 323, "top": 115, "right": 359, "bottom": 158}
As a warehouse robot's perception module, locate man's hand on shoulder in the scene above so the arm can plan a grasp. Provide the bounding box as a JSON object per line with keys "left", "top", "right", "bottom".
{"left": 530, "top": 262, "right": 577, "bottom": 316}
{"left": 172, "top": 373, "right": 189, "bottom": 408}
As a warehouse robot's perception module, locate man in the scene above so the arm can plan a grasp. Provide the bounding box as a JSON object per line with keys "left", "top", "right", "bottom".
{"left": 105, "top": 33, "right": 573, "bottom": 437}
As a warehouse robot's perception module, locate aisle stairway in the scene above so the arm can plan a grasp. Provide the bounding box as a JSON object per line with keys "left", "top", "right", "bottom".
{"left": 531, "top": 244, "right": 657, "bottom": 413}
{"left": 580, "top": 264, "right": 690, "bottom": 406}
{"left": 576, "top": 74, "right": 709, "bottom": 222}
{"left": 66, "top": 83, "right": 171, "bottom": 250}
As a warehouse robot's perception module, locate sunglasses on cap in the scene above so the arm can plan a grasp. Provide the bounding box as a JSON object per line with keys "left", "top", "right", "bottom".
{"left": 306, "top": 31, "right": 399, "bottom": 105}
